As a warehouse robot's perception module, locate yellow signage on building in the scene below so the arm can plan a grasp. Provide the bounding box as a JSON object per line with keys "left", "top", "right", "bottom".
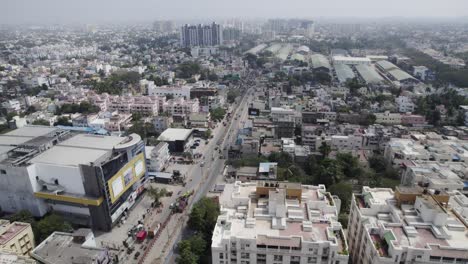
{"left": 108, "top": 153, "right": 146, "bottom": 203}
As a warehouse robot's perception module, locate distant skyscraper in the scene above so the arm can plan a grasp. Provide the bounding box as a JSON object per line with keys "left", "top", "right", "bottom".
{"left": 222, "top": 27, "right": 241, "bottom": 42}
{"left": 153, "top": 20, "right": 175, "bottom": 33}
{"left": 265, "top": 19, "right": 314, "bottom": 38}
{"left": 180, "top": 22, "right": 222, "bottom": 47}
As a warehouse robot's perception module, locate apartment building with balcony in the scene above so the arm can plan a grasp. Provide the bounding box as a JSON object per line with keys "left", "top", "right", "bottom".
{"left": 348, "top": 186, "right": 468, "bottom": 264}
{"left": 162, "top": 98, "right": 200, "bottom": 115}
{"left": 0, "top": 220, "right": 35, "bottom": 257}
{"left": 148, "top": 85, "right": 191, "bottom": 99}
{"left": 107, "top": 95, "right": 163, "bottom": 116}
{"left": 384, "top": 136, "right": 468, "bottom": 166}
{"left": 211, "top": 181, "right": 349, "bottom": 264}
{"left": 401, "top": 161, "right": 468, "bottom": 193}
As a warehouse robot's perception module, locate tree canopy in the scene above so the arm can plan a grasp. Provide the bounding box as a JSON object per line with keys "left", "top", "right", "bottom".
{"left": 210, "top": 107, "right": 226, "bottom": 121}
{"left": 176, "top": 62, "right": 201, "bottom": 79}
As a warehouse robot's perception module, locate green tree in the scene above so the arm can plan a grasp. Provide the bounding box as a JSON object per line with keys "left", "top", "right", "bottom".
{"left": 359, "top": 113, "right": 376, "bottom": 126}
{"left": 268, "top": 152, "right": 293, "bottom": 168}
{"left": 318, "top": 142, "right": 331, "bottom": 159}
{"left": 6, "top": 112, "right": 17, "bottom": 121}
{"left": 176, "top": 241, "right": 198, "bottom": 264}
{"left": 210, "top": 107, "right": 226, "bottom": 121}
{"left": 368, "top": 155, "right": 387, "bottom": 173}
{"left": 187, "top": 234, "right": 206, "bottom": 257}
{"left": 36, "top": 214, "right": 72, "bottom": 242}
{"left": 188, "top": 197, "right": 220, "bottom": 240}
{"left": 176, "top": 62, "right": 201, "bottom": 79}
{"left": 128, "top": 121, "right": 157, "bottom": 139}
{"left": 54, "top": 117, "right": 71, "bottom": 126}
{"left": 78, "top": 102, "right": 100, "bottom": 114}
{"left": 204, "top": 129, "right": 212, "bottom": 139}
{"left": 7, "top": 210, "right": 36, "bottom": 225}
{"left": 146, "top": 187, "right": 167, "bottom": 206}
{"left": 227, "top": 90, "right": 240, "bottom": 104}
{"left": 32, "top": 119, "right": 50, "bottom": 126}
{"left": 303, "top": 155, "right": 318, "bottom": 177}
{"left": 328, "top": 182, "right": 353, "bottom": 213}
{"left": 25, "top": 106, "right": 37, "bottom": 115}
{"left": 336, "top": 153, "right": 360, "bottom": 179}
{"left": 317, "top": 158, "right": 343, "bottom": 186}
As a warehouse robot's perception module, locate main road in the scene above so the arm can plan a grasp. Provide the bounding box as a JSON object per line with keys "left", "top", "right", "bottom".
{"left": 142, "top": 72, "right": 256, "bottom": 264}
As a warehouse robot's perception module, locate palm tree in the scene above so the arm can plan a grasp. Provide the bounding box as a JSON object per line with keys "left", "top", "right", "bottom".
{"left": 147, "top": 187, "right": 167, "bottom": 207}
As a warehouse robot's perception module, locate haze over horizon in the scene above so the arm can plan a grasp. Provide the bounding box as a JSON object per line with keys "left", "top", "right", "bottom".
{"left": 2, "top": 0, "right": 468, "bottom": 24}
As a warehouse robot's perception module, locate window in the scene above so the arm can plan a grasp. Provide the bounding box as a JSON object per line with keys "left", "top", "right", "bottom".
{"left": 240, "top": 252, "right": 250, "bottom": 259}
{"left": 219, "top": 253, "right": 224, "bottom": 259}
{"left": 274, "top": 255, "right": 283, "bottom": 261}
{"left": 0, "top": 169, "right": 6, "bottom": 174}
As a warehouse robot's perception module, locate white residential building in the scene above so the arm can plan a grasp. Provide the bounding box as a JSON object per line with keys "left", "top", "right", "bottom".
{"left": 384, "top": 136, "right": 468, "bottom": 166}
{"left": 375, "top": 112, "right": 402, "bottom": 125}
{"left": 348, "top": 186, "right": 468, "bottom": 264}
{"left": 2, "top": 100, "right": 21, "bottom": 112}
{"left": 413, "top": 66, "right": 429, "bottom": 81}
{"left": 401, "top": 161, "right": 468, "bottom": 192}
{"left": 211, "top": 181, "right": 349, "bottom": 264}
{"left": 139, "top": 79, "right": 156, "bottom": 95}
{"left": 148, "top": 85, "right": 191, "bottom": 99}
{"left": 330, "top": 135, "right": 363, "bottom": 152}
{"left": 145, "top": 142, "right": 170, "bottom": 172}
{"left": 395, "top": 96, "right": 415, "bottom": 113}
{"left": 153, "top": 116, "right": 173, "bottom": 133}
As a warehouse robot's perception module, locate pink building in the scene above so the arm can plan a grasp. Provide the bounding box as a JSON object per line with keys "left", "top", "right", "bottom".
{"left": 401, "top": 114, "right": 426, "bottom": 125}
{"left": 162, "top": 98, "right": 200, "bottom": 115}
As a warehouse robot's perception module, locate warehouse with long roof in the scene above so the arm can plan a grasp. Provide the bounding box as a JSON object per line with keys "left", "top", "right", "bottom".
{"left": 355, "top": 64, "right": 384, "bottom": 84}
{"left": 334, "top": 64, "right": 355, "bottom": 83}
{"left": 376, "top": 60, "right": 418, "bottom": 83}
{"left": 310, "top": 54, "right": 331, "bottom": 72}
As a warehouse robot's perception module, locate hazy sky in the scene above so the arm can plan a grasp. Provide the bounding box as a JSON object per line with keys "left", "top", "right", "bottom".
{"left": 1, "top": 0, "right": 468, "bottom": 24}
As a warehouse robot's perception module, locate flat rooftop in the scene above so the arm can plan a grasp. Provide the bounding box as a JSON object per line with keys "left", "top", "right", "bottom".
{"left": 2, "top": 126, "right": 59, "bottom": 138}
{"left": 30, "top": 134, "right": 126, "bottom": 167}
{"left": 30, "top": 146, "right": 108, "bottom": 167}
{"left": 0, "top": 223, "right": 29, "bottom": 245}
{"left": 0, "top": 252, "right": 36, "bottom": 264}
{"left": 31, "top": 232, "right": 108, "bottom": 264}
{"left": 214, "top": 182, "right": 342, "bottom": 249}
{"left": 157, "top": 128, "right": 193, "bottom": 142}
{"left": 357, "top": 186, "right": 468, "bottom": 258}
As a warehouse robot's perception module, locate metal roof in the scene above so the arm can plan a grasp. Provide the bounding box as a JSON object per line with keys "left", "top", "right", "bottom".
{"left": 334, "top": 64, "right": 355, "bottom": 83}
{"left": 388, "top": 69, "right": 416, "bottom": 82}
{"left": 376, "top": 60, "right": 398, "bottom": 71}
{"left": 276, "top": 44, "right": 293, "bottom": 61}
{"left": 245, "top": 44, "right": 267, "bottom": 55}
{"left": 355, "top": 64, "right": 384, "bottom": 84}
{"left": 310, "top": 54, "right": 331, "bottom": 70}
{"left": 291, "top": 53, "right": 305, "bottom": 62}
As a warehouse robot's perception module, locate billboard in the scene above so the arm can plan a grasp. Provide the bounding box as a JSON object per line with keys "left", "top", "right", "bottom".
{"left": 108, "top": 153, "right": 146, "bottom": 203}
{"left": 248, "top": 108, "right": 260, "bottom": 116}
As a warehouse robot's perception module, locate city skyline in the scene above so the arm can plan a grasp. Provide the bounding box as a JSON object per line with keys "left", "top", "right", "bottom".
{"left": 1, "top": 0, "right": 468, "bottom": 24}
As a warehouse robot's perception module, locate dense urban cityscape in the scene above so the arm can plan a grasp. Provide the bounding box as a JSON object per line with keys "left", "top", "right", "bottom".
{"left": 1, "top": 1, "right": 468, "bottom": 264}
